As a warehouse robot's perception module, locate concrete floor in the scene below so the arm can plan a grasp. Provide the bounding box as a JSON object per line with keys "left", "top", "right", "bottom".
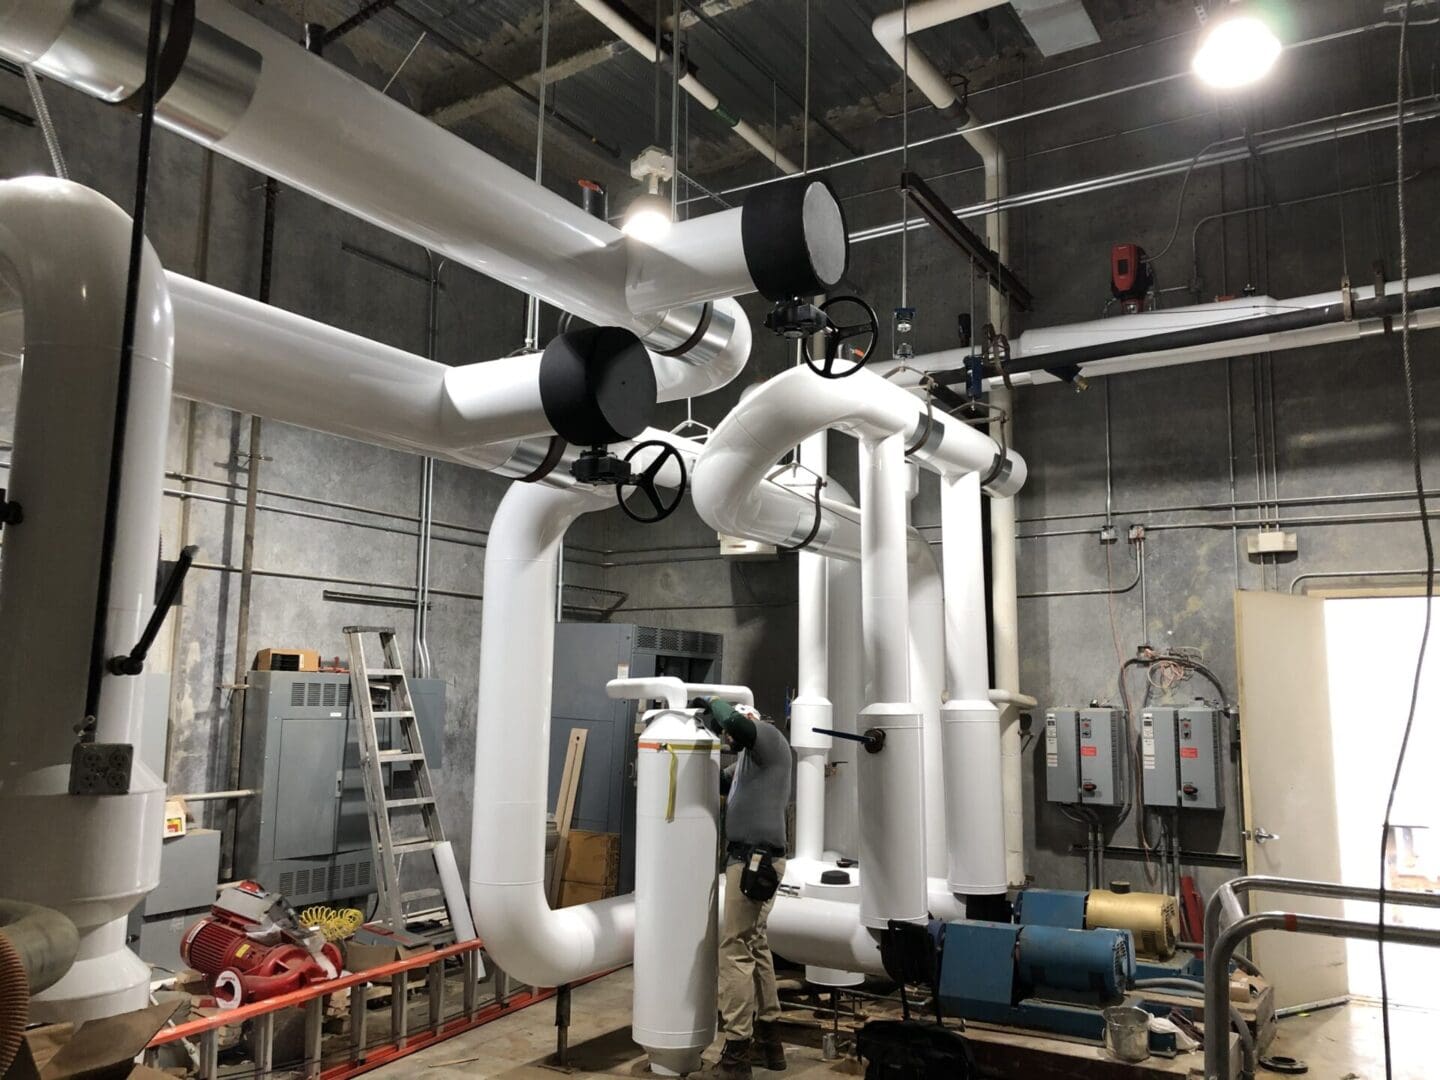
{"left": 376, "top": 970, "right": 1435, "bottom": 1079}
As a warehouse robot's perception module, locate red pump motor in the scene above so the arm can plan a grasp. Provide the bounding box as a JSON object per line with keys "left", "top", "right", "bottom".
{"left": 181, "top": 881, "right": 342, "bottom": 1009}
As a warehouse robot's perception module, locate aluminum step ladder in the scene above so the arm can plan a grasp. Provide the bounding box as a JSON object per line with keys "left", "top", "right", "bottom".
{"left": 343, "top": 626, "right": 476, "bottom": 942}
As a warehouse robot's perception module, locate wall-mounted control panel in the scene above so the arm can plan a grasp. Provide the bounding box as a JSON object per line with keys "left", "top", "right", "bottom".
{"left": 1141, "top": 705, "right": 1226, "bottom": 810}
{"left": 1045, "top": 707, "right": 1128, "bottom": 807}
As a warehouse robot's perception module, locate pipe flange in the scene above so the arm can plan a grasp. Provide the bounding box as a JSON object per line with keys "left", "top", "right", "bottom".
{"left": 539, "top": 326, "right": 657, "bottom": 445}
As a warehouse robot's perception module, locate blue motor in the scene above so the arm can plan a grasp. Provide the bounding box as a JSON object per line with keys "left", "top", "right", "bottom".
{"left": 1015, "top": 923, "right": 1133, "bottom": 1003}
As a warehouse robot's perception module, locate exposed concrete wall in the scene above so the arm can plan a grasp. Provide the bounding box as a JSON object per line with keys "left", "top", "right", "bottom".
{"left": 0, "top": 17, "right": 612, "bottom": 886}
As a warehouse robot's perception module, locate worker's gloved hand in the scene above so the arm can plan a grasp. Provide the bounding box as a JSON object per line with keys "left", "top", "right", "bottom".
{"left": 707, "top": 698, "right": 757, "bottom": 752}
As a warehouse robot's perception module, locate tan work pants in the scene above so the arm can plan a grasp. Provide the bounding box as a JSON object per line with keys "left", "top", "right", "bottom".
{"left": 719, "top": 857, "right": 785, "bottom": 1041}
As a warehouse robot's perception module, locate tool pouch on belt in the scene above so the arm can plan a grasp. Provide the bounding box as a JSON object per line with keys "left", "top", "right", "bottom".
{"left": 739, "top": 848, "right": 780, "bottom": 902}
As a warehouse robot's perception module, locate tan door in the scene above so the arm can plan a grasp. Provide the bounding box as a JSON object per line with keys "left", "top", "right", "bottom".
{"left": 1233, "top": 590, "right": 1348, "bottom": 1008}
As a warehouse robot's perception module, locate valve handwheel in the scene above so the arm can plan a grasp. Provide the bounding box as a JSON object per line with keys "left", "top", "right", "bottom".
{"left": 618, "top": 440, "right": 687, "bottom": 524}
{"left": 803, "top": 295, "right": 879, "bottom": 379}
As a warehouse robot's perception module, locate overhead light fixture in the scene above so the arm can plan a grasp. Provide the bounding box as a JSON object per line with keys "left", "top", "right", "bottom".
{"left": 1192, "top": 12, "right": 1281, "bottom": 89}
{"left": 622, "top": 146, "right": 675, "bottom": 243}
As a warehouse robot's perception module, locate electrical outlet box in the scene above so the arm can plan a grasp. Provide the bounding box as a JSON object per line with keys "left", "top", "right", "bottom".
{"left": 1142, "top": 705, "right": 1226, "bottom": 810}
{"left": 1045, "top": 707, "right": 1127, "bottom": 807}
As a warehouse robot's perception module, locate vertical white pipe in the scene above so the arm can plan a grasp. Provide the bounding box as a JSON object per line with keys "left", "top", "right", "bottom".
{"left": 857, "top": 434, "right": 927, "bottom": 927}
{"left": 0, "top": 179, "right": 172, "bottom": 1020}
{"left": 859, "top": 435, "right": 912, "bottom": 703}
{"left": 976, "top": 145, "right": 1026, "bottom": 888}
{"left": 792, "top": 430, "right": 832, "bottom": 867}
{"left": 906, "top": 479, "right": 948, "bottom": 879}
{"left": 824, "top": 557, "right": 863, "bottom": 859}
{"left": 468, "top": 482, "right": 638, "bottom": 987}
{"left": 940, "top": 471, "right": 1008, "bottom": 894}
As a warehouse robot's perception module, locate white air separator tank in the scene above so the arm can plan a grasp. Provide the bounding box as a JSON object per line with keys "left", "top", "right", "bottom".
{"left": 633, "top": 709, "right": 722, "bottom": 1075}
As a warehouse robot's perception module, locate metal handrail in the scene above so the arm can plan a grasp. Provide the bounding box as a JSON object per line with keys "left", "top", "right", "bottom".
{"left": 1203, "top": 877, "right": 1440, "bottom": 1080}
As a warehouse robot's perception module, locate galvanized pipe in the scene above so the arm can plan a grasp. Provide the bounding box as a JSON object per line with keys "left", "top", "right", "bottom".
{"left": 1205, "top": 909, "right": 1440, "bottom": 1080}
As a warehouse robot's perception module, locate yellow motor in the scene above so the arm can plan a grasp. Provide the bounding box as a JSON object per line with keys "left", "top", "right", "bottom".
{"left": 1085, "top": 888, "right": 1180, "bottom": 959}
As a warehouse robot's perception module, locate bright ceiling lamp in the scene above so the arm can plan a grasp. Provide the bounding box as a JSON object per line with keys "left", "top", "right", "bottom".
{"left": 622, "top": 145, "right": 675, "bottom": 243}
{"left": 1193, "top": 12, "right": 1282, "bottom": 89}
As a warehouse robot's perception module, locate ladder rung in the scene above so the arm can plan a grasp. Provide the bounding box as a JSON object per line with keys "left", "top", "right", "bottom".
{"left": 377, "top": 751, "right": 425, "bottom": 763}
{"left": 367, "top": 669, "right": 405, "bottom": 678}
{"left": 391, "top": 840, "right": 438, "bottom": 855}
{"left": 402, "top": 888, "right": 443, "bottom": 903}
{"left": 372, "top": 710, "right": 414, "bottom": 719}
{"left": 385, "top": 796, "right": 436, "bottom": 809}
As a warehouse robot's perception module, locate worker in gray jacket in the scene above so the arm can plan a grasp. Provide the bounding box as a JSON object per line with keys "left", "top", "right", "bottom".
{"left": 700, "top": 698, "right": 792, "bottom": 1080}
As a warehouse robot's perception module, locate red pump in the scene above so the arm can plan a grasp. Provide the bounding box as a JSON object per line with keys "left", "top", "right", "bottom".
{"left": 181, "top": 881, "right": 342, "bottom": 1009}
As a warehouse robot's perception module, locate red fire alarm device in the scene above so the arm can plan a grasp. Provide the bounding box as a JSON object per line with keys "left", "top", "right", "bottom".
{"left": 1111, "top": 243, "right": 1153, "bottom": 314}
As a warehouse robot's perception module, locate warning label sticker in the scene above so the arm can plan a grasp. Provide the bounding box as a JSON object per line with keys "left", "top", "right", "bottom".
{"left": 1180, "top": 746, "right": 1199, "bottom": 759}
{"left": 1080, "top": 745, "right": 1098, "bottom": 757}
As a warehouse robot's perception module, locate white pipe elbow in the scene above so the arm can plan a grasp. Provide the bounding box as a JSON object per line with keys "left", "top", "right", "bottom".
{"left": 608, "top": 677, "right": 689, "bottom": 710}
{"left": 470, "top": 884, "right": 635, "bottom": 988}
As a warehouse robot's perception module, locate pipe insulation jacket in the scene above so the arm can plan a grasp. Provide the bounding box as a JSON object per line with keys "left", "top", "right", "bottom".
{"left": 907, "top": 528, "right": 949, "bottom": 880}
{"left": 0, "top": 0, "right": 845, "bottom": 356}
{"left": 0, "top": 178, "right": 171, "bottom": 1022}
{"left": 0, "top": 900, "right": 80, "bottom": 995}
{"left": 940, "top": 471, "right": 1007, "bottom": 894}
{"left": 467, "top": 481, "right": 637, "bottom": 988}
{"left": 691, "top": 367, "right": 1025, "bottom": 562}
{"left": 0, "top": 273, "right": 745, "bottom": 463}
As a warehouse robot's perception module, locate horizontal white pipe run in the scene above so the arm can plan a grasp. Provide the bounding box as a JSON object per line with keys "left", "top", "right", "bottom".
{"left": 902, "top": 274, "right": 1440, "bottom": 386}
{"left": 607, "top": 678, "right": 753, "bottom": 710}
{"left": 572, "top": 0, "right": 798, "bottom": 174}
{"left": 0, "top": 273, "right": 747, "bottom": 461}
{"left": 0, "top": 0, "right": 762, "bottom": 353}
{"left": 750, "top": 889, "right": 886, "bottom": 977}
{"left": 691, "top": 367, "right": 1024, "bottom": 562}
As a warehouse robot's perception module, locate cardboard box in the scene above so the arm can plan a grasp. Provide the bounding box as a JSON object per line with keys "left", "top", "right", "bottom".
{"left": 560, "top": 830, "right": 620, "bottom": 889}
{"left": 252, "top": 647, "right": 320, "bottom": 672}
{"left": 4, "top": 999, "right": 184, "bottom": 1080}
{"left": 557, "top": 880, "right": 610, "bottom": 908}
{"left": 344, "top": 923, "right": 434, "bottom": 982}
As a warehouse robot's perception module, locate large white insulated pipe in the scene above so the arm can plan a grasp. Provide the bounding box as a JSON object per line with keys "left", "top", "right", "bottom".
{"left": 870, "top": 0, "right": 1023, "bottom": 886}
{"left": 907, "top": 481, "right": 949, "bottom": 881}
{"left": 790, "top": 434, "right": 832, "bottom": 868}
{"left": 940, "top": 471, "right": 1008, "bottom": 895}
{"left": 856, "top": 434, "right": 927, "bottom": 928}
{"left": 691, "top": 366, "right": 1025, "bottom": 562}
{"left": 0, "top": 178, "right": 172, "bottom": 1021}
{"left": 824, "top": 557, "right": 864, "bottom": 859}
{"left": 0, "top": 273, "right": 748, "bottom": 461}
{"left": 0, "top": 2, "right": 846, "bottom": 357}
{"left": 468, "top": 481, "right": 639, "bottom": 987}
{"left": 632, "top": 708, "right": 721, "bottom": 1076}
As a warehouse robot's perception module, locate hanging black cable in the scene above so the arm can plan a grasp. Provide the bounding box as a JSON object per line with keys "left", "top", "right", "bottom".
{"left": 1378, "top": 6, "right": 1432, "bottom": 1078}
{"left": 81, "top": 0, "right": 169, "bottom": 732}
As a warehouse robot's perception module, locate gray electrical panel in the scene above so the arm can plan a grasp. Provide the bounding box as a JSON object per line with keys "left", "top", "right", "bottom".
{"left": 551, "top": 623, "right": 722, "bottom": 893}
{"left": 1045, "top": 707, "right": 1128, "bottom": 807}
{"left": 235, "top": 671, "right": 446, "bottom": 906}
{"left": 1142, "top": 705, "right": 1226, "bottom": 810}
